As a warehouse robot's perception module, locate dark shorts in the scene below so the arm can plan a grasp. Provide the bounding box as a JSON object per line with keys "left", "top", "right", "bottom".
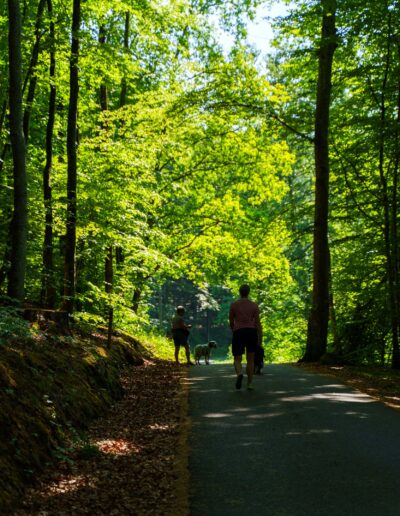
{"left": 172, "top": 329, "right": 189, "bottom": 347}
{"left": 232, "top": 328, "right": 258, "bottom": 356}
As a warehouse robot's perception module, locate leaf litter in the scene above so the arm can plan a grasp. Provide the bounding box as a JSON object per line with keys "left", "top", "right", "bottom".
{"left": 15, "top": 359, "right": 188, "bottom": 515}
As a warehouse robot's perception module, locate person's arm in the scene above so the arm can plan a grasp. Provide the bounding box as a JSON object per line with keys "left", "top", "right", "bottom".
{"left": 229, "top": 304, "right": 235, "bottom": 331}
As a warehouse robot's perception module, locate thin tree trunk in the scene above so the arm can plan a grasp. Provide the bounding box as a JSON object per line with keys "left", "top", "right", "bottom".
{"left": 7, "top": 0, "right": 28, "bottom": 302}
{"left": 0, "top": 106, "right": 11, "bottom": 287}
{"left": 62, "top": 0, "right": 80, "bottom": 313}
{"left": 99, "top": 23, "right": 114, "bottom": 345}
{"left": 105, "top": 246, "right": 113, "bottom": 346}
{"left": 0, "top": 95, "right": 9, "bottom": 177}
{"left": 119, "top": 12, "right": 130, "bottom": 108}
{"left": 22, "top": 0, "right": 46, "bottom": 144}
{"left": 304, "top": 0, "right": 337, "bottom": 361}
{"left": 390, "top": 162, "right": 399, "bottom": 368}
{"left": 41, "top": 0, "right": 56, "bottom": 308}
{"left": 158, "top": 284, "right": 164, "bottom": 330}
{"left": 132, "top": 286, "right": 142, "bottom": 313}
{"left": 0, "top": 142, "right": 10, "bottom": 176}
{"left": 0, "top": 100, "right": 7, "bottom": 136}
{"left": 328, "top": 247, "right": 340, "bottom": 354}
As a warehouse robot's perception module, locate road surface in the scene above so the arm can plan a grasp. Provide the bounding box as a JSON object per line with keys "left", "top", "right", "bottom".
{"left": 188, "top": 363, "right": 400, "bottom": 515}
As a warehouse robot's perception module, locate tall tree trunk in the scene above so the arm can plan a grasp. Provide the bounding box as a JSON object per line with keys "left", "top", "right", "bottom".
{"left": 377, "top": 12, "right": 400, "bottom": 369}
{"left": 7, "top": 0, "right": 28, "bottom": 302}
{"left": 2, "top": 0, "right": 44, "bottom": 292}
{"left": 62, "top": 0, "right": 80, "bottom": 313}
{"left": 22, "top": 0, "right": 46, "bottom": 144}
{"left": 99, "top": 23, "right": 114, "bottom": 345}
{"left": 389, "top": 34, "right": 400, "bottom": 369}
{"left": 41, "top": 0, "right": 56, "bottom": 308}
{"left": 304, "top": 0, "right": 337, "bottom": 361}
{"left": 390, "top": 161, "right": 399, "bottom": 368}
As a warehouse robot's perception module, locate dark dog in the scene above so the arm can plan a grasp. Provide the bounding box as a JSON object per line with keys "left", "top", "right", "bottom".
{"left": 194, "top": 341, "right": 217, "bottom": 365}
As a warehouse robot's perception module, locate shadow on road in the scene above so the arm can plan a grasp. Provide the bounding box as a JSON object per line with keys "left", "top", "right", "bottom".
{"left": 188, "top": 364, "right": 400, "bottom": 516}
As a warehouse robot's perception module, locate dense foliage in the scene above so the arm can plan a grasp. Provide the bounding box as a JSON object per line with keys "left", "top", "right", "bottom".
{"left": 1, "top": 0, "right": 399, "bottom": 366}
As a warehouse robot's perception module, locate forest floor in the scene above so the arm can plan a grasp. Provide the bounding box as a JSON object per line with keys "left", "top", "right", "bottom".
{"left": 14, "top": 359, "right": 189, "bottom": 516}
{"left": 295, "top": 362, "right": 400, "bottom": 411}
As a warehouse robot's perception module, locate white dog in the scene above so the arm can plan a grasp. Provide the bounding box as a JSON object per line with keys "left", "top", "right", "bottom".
{"left": 194, "top": 341, "right": 217, "bottom": 365}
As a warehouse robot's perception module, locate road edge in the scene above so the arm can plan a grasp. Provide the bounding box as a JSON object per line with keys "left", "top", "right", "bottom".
{"left": 170, "top": 368, "right": 191, "bottom": 516}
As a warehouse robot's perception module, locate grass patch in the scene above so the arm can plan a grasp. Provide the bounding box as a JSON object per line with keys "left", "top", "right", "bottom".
{"left": 134, "top": 331, "right": 175, "bottom": 360}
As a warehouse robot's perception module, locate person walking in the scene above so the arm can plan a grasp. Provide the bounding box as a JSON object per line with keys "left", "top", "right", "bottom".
{"left": 229, "top": 284, "right": 262, "bottom": 390}
{"left": 171, "top": 306, "right": 193, "bottom": 365}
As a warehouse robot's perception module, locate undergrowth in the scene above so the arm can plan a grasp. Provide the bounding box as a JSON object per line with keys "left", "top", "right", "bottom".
{"left": 0, "top": 308, "right": 158, "bottom": 513}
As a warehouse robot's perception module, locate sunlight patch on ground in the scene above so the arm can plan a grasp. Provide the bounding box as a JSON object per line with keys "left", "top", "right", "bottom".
{"left": 231, "top": 407, "right": 252, "bottom": 413}
{"left": 313, "top": 384, "right": 347, "bottom": 390}
{"left": 96, "top": 438, "right": 140, "bottom": 455}
{"left": 280, "top": 392, "right": 374, "bottom": 403}
{"left": 43, "top": 474, "right": 94, "bottom": 496}
{"left": 148, "top": 423, "right": 171, "bottom": 431}
{"left": 286, "top": 428, "right": 335, "bottom": 435}
{"left": 248, "top": 412, "right": 285, "bottom": 419}
{"left": 203, "top": 412, "right": 233, "bottom": 418}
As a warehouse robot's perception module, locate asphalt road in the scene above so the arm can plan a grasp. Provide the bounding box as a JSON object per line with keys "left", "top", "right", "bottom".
{"left": 188, "top": 363, "right": 400, "bottom": 516}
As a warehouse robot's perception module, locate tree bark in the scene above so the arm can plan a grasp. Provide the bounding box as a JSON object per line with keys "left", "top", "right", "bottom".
{"left": 388, "top": 33, "right": 400, "bottom": 369}
{"left": 7, "top": 0, "right": 28, "bottom": 302}
{"left": 376, "top": 12, "right": 400, "bottom": 369}
{"left": 105, "top": 246, "right": 113, "bottom": 346}
{"left": 22, "top": 0, "right": 46, "bottom": 144}
{"left": 393, "top": 46, "right": 400, "bottom": 369}
{"left": 0, "top": 100, "right": 7, "bottom": 136}
{"left": 119, "top": 12, "right": 130, "bottom": 108}
{"left": 304, "top": 0, "right": 337, "bottom": 361}
{"left": 99, "top": 23, "right": 114, "bottom": 345}
{"left": 41, "top": 0, "right": 56, "bottom": 308}
{"left": 62, "top": 0, "right": 80, "bottom": 313}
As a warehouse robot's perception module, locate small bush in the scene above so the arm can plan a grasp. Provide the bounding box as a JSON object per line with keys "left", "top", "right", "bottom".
{"left": 0, "top": 307, "right": 32, "bottom": 345}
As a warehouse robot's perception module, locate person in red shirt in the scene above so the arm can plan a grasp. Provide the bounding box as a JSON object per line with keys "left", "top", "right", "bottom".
{"left": 229, "top": 284, "right": 263, "bottom": 390}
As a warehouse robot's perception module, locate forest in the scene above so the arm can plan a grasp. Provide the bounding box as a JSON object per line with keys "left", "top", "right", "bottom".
{"left": 1, "top": 0, "right": 400, "bottom": 368}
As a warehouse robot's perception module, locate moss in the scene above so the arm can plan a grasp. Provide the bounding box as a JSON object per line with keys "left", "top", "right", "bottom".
{"left": 0, "top": 327, "right": 151, "bottom": 513}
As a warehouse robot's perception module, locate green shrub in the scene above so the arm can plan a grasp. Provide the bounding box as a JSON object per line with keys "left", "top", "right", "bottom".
{"left": 0, "top": 307, "right": 32, "bottom": 345}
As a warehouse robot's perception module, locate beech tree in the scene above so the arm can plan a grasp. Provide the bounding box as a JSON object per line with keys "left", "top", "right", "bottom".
{"left": 7, "top": 0, "right": 27, "bottom": 302}
{"left": 41, "top": 0, "right": 56, "bottom": 308}
{"left": 304, "top": 0, "right": 338, "bottom": 361}
{"left": 62, "top": 0, "right": 80, "bottom": 313}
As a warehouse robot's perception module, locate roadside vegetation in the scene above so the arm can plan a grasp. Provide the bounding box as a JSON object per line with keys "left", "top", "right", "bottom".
{"left": 0, "top": 309, "right": 185, "bottom": 514}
